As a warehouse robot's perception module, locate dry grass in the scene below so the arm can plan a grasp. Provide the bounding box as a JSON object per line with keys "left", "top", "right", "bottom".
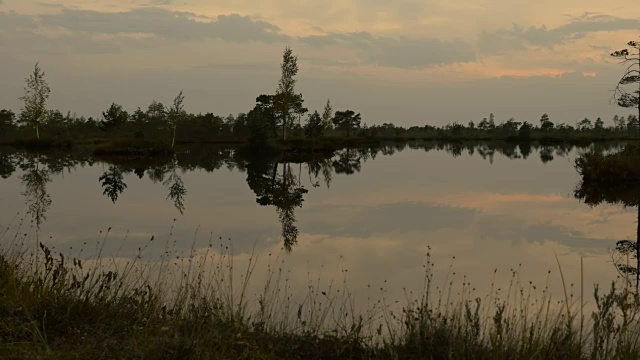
{"left": 2, "top": 223, "right": 640, "bottom": 359}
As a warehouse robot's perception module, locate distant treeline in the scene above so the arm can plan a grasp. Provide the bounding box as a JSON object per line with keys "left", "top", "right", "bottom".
{"left": 2, "top": 104, "right": 640, "bottom": 145}
{"left": 2, "top": 46, "right": 639, "bottom": 148}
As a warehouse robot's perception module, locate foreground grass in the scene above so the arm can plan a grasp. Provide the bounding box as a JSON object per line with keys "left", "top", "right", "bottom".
{"left": 2, "top": 231, "right": 640, "bottom": 359}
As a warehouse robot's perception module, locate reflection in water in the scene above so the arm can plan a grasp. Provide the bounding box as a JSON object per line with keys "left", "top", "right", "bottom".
{"left": 0, "top": 152, "right": 17, "bottom": 179}
{"left": 307, "top": 158, "right": 333, "bottom": 188}
{"left": 540, "top": 147, "right": 554, "bottom": 164}
{"left": 20, "top": 159, "right": 52, "bottom": 229}
{"left": 96, "top": 155, "right": 187, "bottom": 214}
{"left": 246, "top": 155, "right": 309, "bottom": 251}
{"left": 332, "top": 149, "right": 362, "bottom": 175}
{"left": 164, "top": 157, "right": 187, "bottom": 214}
{"left": 574, "top": 154, "right": 640, "bottom": 291}
{"left": 0, "top": 140, "right": 631, "bottom": 249}
{"left": 99, "top": 165, "right": 127, "bottom": 203}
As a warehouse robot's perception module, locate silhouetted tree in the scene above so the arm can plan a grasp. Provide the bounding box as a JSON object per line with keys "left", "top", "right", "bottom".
{"left": 274, "top": 47, "right": 305, "bottom": 140}
{"left": 168, "top": 91, "right": 186, "bottom": 148}
{"left": 594, "top": 117, "right": 604, "bottom": 130}
{"left": 100, "top": 103, "right": 129, "bottom": 132}
{"left": 147, "top": 101, "right": 166, "bottom": 124}
{"left": 578, "top": 118, "right": 592, "bottom": 130}
{"left": 19, "top": 63, "right": 51, "bottom": 140}
{"left": 519, "top": 121, "right": 533, "bottom": 139}
{"left": 540, "top": 113, "right": 554, "bottom": 130}
{"left": 0, "top": 109, "right": 16, "bottom": 137}
{"left": 45, "top": 110, "right": 70, "bottom": 140}
{"left": 304, "top": 111, "right": 324, "bottom": 138}
{"left": 332, "top": 110, "right": 362, "bottom": 137}
{"left": 247, "top": 95, "right": 276, "bottom": 145}
{"left": 611, "top": 40, "right": 640, "bottom": 137}
{"left": 321, "top": 99, "right": 333, "bottom": 131}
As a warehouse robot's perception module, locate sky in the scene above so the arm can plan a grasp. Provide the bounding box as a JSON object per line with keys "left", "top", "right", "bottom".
{"left": 0, "top": 0, "right": 639, "bottom": 126}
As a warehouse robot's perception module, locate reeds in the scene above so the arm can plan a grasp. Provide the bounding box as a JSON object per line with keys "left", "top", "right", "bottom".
{"left": 2, "top": 225, "right": 640, "bottom": 359}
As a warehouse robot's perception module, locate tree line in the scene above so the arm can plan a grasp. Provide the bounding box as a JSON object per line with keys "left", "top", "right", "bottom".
{"left": 0, "top": 47, "right": 364, "bottom": 147}
{"left": 1, "top": 41, "right": 639, "bottom": 145}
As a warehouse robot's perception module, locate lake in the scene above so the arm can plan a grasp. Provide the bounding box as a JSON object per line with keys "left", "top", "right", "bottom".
{"left": 0, "top": 141, "right": 635, "bottom": 309}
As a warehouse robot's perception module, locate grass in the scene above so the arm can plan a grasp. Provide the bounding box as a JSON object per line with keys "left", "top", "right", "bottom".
{"left": 2, "top": 224, "right": 640, "bottom": 359}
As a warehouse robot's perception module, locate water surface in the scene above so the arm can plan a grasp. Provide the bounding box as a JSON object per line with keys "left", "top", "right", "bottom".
{"left": 0, "top": 142, "right": 634, "bottom": 306}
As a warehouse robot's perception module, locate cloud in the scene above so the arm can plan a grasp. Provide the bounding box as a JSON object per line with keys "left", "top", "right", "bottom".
{"left": 476, "top": 215, "right": 617, "bottom": 252}
{"left": 3, "top": 7, "right": 290, "bottom": 44}
{"left": 300, "top": 202, "right": 477, "bottom": 237}
{"left": 146, "top": 0, "right": 175, "bottom": 4}
{"left": 479, "top": 13, "right": 640, "bottom": 54}
{"left": 1, "top": 6, "right": 475, "bottom": 68}
{"left": 301, "top": 31, "right": 476, "bottom": 68}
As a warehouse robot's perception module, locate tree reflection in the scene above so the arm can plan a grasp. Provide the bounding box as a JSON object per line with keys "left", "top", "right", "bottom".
{"left": 307, "top": 158, "right": 333, "bottom": 189}
{"left": 332, "top": 148, "right": 362, "bottom": 175}
{"left": 0, "top": 152, "right": 17, "bottom": 178}
{"left": 539, "top": 146, "right": 554, "bottom": 163}
{"left": 575, "top": 149, "right": 640, "bottom": 292}
{"left": 20, "top": 159, "right": 52, "bottom": 228}
{"left": 163, "top": 156, "right": 187, "bottom": 214}
{"left": 246, "top": 155, "right": 308, "bottom": 252}
{"left": 99, "top": 165, "right": 127, "bottom": 203}
{"left": 96, "top": 154, "right": 187, "bottom": 214}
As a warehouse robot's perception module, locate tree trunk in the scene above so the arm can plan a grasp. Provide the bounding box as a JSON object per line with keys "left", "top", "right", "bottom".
{"left": 282, "top": 114, "right": 287, "bottom": 141}
{"left": 172, "top": 125, "right": 177, "bottom": 149}
{"left": 36, "top": 123, "right": 40, "bottom": 140}
{"left": 271, "top": 163, "right": 278, "bottom": 191}
{"left": 636, "top": 204, "right": 640, "bottom": 297}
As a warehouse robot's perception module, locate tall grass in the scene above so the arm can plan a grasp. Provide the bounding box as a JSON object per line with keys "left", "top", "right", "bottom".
{"left": 2, "top": 225, "right": 640, "bottom": 359}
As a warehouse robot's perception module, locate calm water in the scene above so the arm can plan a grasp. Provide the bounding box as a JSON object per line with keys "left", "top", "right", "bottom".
{"left": 0, "top": 142, "right": 635, "bottom": 305}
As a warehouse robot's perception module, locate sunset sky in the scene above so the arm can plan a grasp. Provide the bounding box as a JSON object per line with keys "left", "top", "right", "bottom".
{"left": 1, "top": 0, "right": 638, "bottom": 126}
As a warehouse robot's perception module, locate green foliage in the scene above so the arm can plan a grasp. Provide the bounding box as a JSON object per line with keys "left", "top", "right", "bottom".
{"left": 168, "top": 91, "right": 186, "bottom": 148}
{"left": 304, "top": 111, "right": 324, "bottom": 138}
{"left": 100, "top": 103, "right": 129, "bottom": 132}
{"left": 611, "top": 41, "right": 640, "bottom": 110}
{"left": 518, "top": 121, "right": 533, "bottom": 139}
{"left": 321, "top": 99, "right": 333, "bottom": 130}
{"left": 0, "top": 109, "right": 16, "bottom": 137}
{"left": 247, "top": 95, "right": 276, "bottom": 146}
{"left": 540, "top": 113, "right": 554, "bottom": 130}
{"left": 274, "top": 47, "right": 307, "bottom": 140}
{"left": 595, "top": 117, "right": 604, "bottom": 130}
{"left": 19, "top": 63, "right": 51, "bottom": 140}
{"left": 332, "top": 110, "right": 362, "bottom": 137}
{"left": 578, "top": 118, "right": 592, "bottom": 130}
